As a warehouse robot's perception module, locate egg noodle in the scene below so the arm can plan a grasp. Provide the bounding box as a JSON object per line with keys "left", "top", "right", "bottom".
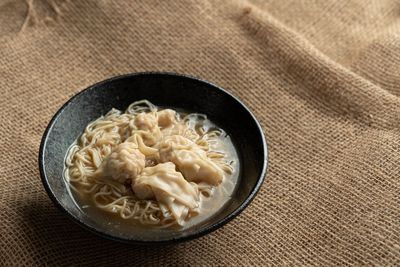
{"left": 64, "top": 100, "right": 234, "bottom": 227}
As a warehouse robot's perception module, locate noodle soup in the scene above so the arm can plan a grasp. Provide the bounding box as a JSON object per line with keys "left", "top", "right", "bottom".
{"left": 64, "top": 100, "right": 239, "bottom": 230}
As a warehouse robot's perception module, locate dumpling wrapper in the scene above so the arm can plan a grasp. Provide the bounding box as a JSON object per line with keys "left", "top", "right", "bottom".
{"left": 161, "top": 123, "right": 199, "bottom": 141}
{"left": 132, "top": 162, "right": 199, "bottom": 225}
{"left": 153, "top": 188, "right": 190, "bottom": 225}
{"left": 158, "top": 135, "right": 224, "bottom": 185}
{"left": 95, "top": 142, "right": 145, "bottom": 183}
{"left": 133, "top": 112, "right": 162, "bottom": 146}
{"left": 157, "top": 109, "right": 176, "bottom": 128}
{"left": 172, "top": 150, "right": 223, "bottom": 185}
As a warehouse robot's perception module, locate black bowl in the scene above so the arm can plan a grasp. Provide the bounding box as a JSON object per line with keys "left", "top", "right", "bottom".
{"left": 39, "top": 72, "right": 268, "bottom": 244}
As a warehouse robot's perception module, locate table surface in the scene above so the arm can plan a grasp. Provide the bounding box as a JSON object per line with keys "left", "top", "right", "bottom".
{"left": 0, "top": 0, "right": 399, "bottom": 266}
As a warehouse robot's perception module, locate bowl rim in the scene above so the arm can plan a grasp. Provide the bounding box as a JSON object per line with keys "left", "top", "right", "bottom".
{"left": 38, "top": 71, "right": 269, "bottom": 244}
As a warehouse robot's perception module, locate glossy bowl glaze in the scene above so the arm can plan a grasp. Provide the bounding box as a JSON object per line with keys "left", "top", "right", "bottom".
{"left": 39, "top": 72, "right": 268, "bottom": 244}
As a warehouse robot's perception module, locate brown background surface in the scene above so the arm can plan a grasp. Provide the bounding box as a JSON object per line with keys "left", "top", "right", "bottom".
{"left": 1, "top": 0, "right": 400, "bottom": 266}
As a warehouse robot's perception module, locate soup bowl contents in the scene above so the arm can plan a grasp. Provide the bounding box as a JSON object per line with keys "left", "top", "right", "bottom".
{"left": 65, "top": 100, "right": 239, "bottom": 228}
{"left": 39, "top": 72, "right": 267, "bottom": 243}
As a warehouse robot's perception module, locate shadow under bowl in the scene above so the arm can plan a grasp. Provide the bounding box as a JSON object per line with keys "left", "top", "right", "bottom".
{"left": 39, "top": 72, "right": 268, "bottom": 244}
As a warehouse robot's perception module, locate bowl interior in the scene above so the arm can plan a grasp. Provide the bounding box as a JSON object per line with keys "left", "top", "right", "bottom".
{"left": 40, "top": 73, "right": 267, "bottom": 243}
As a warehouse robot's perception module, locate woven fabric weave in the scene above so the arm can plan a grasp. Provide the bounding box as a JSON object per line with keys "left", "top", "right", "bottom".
{"left": 0, "top": 0, "right": 399, "bottom": 265}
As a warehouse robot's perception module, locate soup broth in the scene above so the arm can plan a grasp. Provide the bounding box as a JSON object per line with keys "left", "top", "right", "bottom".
{"left": 64, "top": 100, "right": 240, "bottom": 231}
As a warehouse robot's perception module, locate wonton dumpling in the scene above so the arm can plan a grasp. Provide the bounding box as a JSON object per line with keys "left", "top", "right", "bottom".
{"left": 159, "top": 135, "right": 194, "bottom": 151}
{"left": 161, "top": 123, "right": 199, "bottom": 141}
{"left": 133, "top": 112, "right": 162, "bottom": 146}
{"left": 157, "top": 109, "right": 176, "bottom": 128}
{"left": 171, "top": 150, "right": 223, "bottom": 185}
{"left": 158, "top": 135, "right": 224, "bottom": 185}
{"left": 134, "top": 112, "right": 158, "bottom": 131}
{"left": 132, "top": 162, "right": 199, "bottom": 225}
{"left": 96, "top": 142, "right": 145, "bottom": 183}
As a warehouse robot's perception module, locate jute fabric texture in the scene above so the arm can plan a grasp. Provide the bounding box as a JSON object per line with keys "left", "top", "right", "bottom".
{"left": 0, "top": 0, "right": 399, "bottom": 266}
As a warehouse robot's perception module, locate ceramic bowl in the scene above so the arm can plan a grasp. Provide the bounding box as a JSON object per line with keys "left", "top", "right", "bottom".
{"left": 39, "top": 72, "right": 268, "bottom": 244}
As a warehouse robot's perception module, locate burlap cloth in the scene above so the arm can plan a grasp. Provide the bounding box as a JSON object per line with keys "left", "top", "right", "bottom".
{"left": 1, "top": 0, "right": 400, "bottom": 266}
